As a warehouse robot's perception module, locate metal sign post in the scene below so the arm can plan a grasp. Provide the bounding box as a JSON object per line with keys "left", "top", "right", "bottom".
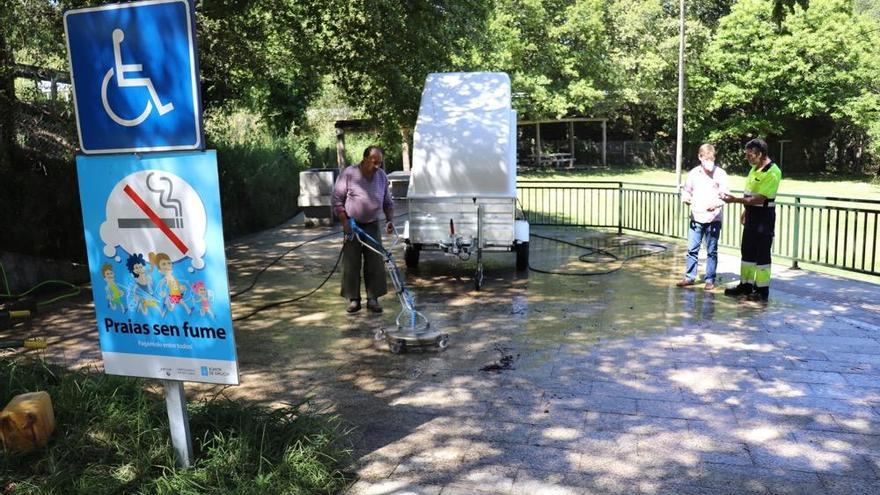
{"left": 163, "top": 380, "right": 193, "bottom": 468}
{"left": 674, "top": 0, "right": 685, "bottom": 192}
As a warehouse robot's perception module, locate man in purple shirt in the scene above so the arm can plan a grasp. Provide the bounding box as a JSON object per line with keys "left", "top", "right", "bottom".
{"left": 332, "top": 146, "right": 395, "bottom": 313}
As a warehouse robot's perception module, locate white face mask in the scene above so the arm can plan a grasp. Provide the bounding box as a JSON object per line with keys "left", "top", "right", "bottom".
{"left": 701, "top": 159, "right": 715, "bottom": 172}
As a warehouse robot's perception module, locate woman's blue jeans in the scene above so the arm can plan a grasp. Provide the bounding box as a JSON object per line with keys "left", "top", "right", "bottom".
{"left": 685, "top": 220, "right": 721, "bottom": 283}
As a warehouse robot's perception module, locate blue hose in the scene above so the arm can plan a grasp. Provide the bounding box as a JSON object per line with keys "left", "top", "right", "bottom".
{"left": 348, "top": 219, "right": 388, "bottom": 256}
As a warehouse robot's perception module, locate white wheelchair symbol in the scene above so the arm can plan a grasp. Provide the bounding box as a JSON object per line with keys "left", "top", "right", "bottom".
{"left": 101, "top": 28, "right": 174, "bottom": 127}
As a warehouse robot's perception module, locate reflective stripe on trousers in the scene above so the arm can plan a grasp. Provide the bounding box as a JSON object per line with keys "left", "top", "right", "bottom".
{"left": 740, "top": 229, "right": 773, "bottom": 284}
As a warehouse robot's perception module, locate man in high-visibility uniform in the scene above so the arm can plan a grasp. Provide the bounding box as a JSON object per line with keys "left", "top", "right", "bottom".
{"left": 721, "top": 138, "right": 782, "bottom": 302}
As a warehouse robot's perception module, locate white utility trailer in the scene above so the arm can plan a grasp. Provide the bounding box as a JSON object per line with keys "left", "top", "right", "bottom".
{"left": 402, "top": 72, "right": 529, "bottom": 289}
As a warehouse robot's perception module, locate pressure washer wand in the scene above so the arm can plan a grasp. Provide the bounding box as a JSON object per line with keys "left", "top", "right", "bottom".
{"left": 347, "top": 220, "right": 429, "bottom": 332}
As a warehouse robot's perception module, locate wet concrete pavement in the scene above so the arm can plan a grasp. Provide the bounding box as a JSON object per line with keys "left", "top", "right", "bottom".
{"left": 5, "top": 218, "right": 880, "bottom": 495}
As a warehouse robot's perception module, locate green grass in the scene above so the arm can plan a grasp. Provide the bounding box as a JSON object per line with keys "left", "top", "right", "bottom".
{"left": 521, "top": 167, "right": 880, "bottom": 201}
{"left": 0, "top": 358, "right": 352, "bottom": 495}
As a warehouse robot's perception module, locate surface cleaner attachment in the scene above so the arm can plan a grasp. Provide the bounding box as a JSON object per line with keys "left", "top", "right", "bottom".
{"left": 348, "top": 220, "right": 448, "bottom": 354}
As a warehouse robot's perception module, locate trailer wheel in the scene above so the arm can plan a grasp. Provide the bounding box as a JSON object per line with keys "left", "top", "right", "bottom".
{"left": 515, "top": 242, "right": 529, "bottom": 271}
{"left": 404, "top": 245, "right": 420, "bottom": 269}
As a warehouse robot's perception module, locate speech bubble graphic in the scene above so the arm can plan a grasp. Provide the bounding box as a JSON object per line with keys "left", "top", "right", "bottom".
{"left": 100, "top": 169, "right": 207, "bottom": 270}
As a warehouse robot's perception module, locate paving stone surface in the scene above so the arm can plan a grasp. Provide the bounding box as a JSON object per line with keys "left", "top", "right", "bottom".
{"left": 6, "top": 221, "right": 879, "bottom": 495}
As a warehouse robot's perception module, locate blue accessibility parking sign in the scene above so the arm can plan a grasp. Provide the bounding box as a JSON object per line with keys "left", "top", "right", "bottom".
{"left": 64, "top": 0, "right": 203, "bottom": 154}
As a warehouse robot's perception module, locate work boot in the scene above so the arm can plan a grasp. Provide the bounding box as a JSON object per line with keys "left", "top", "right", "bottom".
{"left": 723, "top": 283, "right": 754, "bottom": 297}
{"left": 746, "top": 287, "right": 769, "bottom": 302}
{"left": 346, "top": 299, "right": 361, "bottom": 313}
{"left": 366, "top": 297, "right": 383, "bottom": 314}
{"left": 675, "top": 278, "right": 695, "bottom": 287}
{"left": 704, "top": 281, "right": 716, "bottom": 291}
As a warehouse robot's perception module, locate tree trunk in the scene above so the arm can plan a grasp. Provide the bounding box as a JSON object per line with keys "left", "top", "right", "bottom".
{"left": 335, "top": 127, "right": 346, "bottom": 170}
{"left": 400, "top": 127, "right": 411, "bottom": 172}
{"left": 0, "top": 23, "right": 16, "bottom": 172}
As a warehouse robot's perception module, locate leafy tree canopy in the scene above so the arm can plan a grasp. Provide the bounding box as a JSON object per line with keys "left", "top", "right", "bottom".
{"left": 772, "top": 0, "right": 809, "bottom": 24}
{"left": 465, "top": 0, "right": 612, "bottom": 120}
{"left": 605, "top": 0, "right": 712, "bottom": 138}
{"left": 196, "top": 0, "right": 324, "bottom": 134}
{"left": 316, "top": 0, "right": 490, "bottom": 135}
{"left": 693, "top": 0, "right": 880, "bottom": 152}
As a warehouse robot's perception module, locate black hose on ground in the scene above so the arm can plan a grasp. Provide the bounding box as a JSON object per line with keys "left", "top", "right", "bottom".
{"left": 231, "top": 213, "right": 409, "bottom": 321}
{"left": 527, "top": 232, "right": 668, "bottom": 276}
{"left": 229, "top": 229, "right": 342, "bottom": 299}
{"left": 232, "top": 246, "right": 344, "bottom": 322}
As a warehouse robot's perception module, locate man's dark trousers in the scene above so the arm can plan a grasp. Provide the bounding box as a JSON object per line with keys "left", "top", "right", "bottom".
{"left": 341, "top": 221, "right": 388, "bottom": 301}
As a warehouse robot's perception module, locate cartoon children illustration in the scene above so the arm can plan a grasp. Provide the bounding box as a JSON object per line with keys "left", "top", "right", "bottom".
{"left": 125, "top": 253, "right": 163, "bottom": 316}
{"left": 101, "top": 263, "right": 124, "bottom": 312}
{"left": 150, "top": 252, "right": 192, "bottom": 315}
{"left": 191, "top": 280, "right": 214, "bottom": 318}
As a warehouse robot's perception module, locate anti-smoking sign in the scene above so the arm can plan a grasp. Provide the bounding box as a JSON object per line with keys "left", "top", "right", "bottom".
{"left": 77, "top": 150, "right": 238, "bottom": 384}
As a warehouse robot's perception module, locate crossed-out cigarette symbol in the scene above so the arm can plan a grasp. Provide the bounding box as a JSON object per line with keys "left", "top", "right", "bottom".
{"left": 117, "top": 172, "right": 189, "bottom": 255}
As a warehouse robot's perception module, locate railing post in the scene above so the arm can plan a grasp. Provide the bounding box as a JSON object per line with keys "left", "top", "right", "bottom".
{"left": 617, "top": 182, "right": 623, "bottom": 235}
{"left": 792, "top": 196, "right": 801, "bottom": 269}
{"left": 674, "top": 187, "right": 682, "bottom": 239}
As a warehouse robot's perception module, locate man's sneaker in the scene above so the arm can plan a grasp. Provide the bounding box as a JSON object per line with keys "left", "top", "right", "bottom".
{"left": 676, "top": 279, "right": 695, "bottom": 287}
{"left": 346, "top": 299, "right": 361, "bottom": 313}
{"left": 723, "top": 283, "right": 754, "bottom": 297}
{"left": 366, "top": 298, "right": 383, "bottom": 313}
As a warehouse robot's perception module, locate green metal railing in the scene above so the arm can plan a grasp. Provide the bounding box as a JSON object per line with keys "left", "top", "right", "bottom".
{"left": 517, "top": 180, "right": 880, "bottom": 277}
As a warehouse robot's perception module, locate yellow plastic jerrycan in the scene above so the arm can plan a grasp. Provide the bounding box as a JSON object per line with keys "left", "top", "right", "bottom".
{"left": 0, "top": 391, "right": 56, "bottom": 453}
